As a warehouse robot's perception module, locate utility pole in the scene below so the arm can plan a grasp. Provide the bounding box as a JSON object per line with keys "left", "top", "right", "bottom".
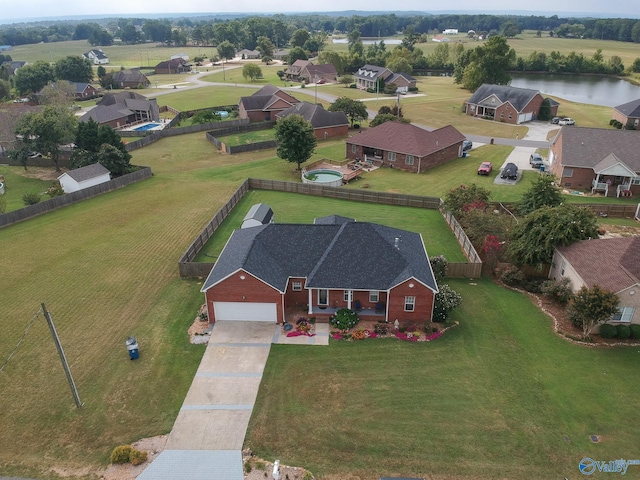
{"left": 41, "top": 303, "right": 83, "bottom": 408}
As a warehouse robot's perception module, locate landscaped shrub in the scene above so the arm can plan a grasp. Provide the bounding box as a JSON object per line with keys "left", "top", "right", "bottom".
{"left": 22, "top": 192, "right": 41, "bottom": 206}
{"left": 129, "top": 448, "right": 148, "bottom": 466}
{"left": 616, "top": 324, "right": 631, "bottom": 339}
{"left": 630, "top": 324, "right": 640, "bottom": 339}
{"left": 609, "top": 118, "right": 616, "bottom": 126}
{"left": 330, "top": 308, "right": 359, "bottom": 332}
{"left": 46, "top": 181, "right": 65, "bottom": 198}
{"left": 110, "top": 445, "right": 133, "bottom": 464}
{"left": 374, "top": 323, "right": 388, "bottom": 335}
{"left": 540, "top": 278, "right": 573, "bottom": 304}
{"left": 429, "top": 255, "right": 447, "bottom": 282}
{"left": 500, "top": 265, "right": 525, "bottom": 287}
{"left": 599, "top": 323, "right": 617, "bottom": 339}
{"left": 432, "top": 283, "right": 462, "bottom": 322}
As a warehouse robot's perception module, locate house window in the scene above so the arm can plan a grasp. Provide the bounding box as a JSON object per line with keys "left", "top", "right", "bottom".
{"left": 351, "top": 144, "right": 357, "bottom": 154}
{"left": 564, "top": 168, "right": 573, "bottom": 178}
{"left": 560, "top": 261, "right": 566, "bottom": 276}
{"left": 405, "top": 155, "right": 415, "bottom": 166}
{"left": 404, "top": 296, "right": 415, "bottom": 312}
{"left": 500, "top": 112, "right": 504, "bottom": 118}
{"left": 344, "top": 290, "right": 352, "bottom": 302}
{"left": 612, "top": 306, "right": 635, "bottom": 322}
{"left": 318, "top": 289, "right": 328, "bottom": 306}
{"left": 388, "top": 151, "right": 396, "bottom": 162}
{"left": 369, "top": 291, "right": 379, "bottom": 303}
{"left": 292, "top": 281, "right": 302, "bottom": 291}
{"left": 632, "top": 177, "right": 640, "bottom": 185}
{"left": 508, "top": 114, "right": 512, "bottom": 119}
{"left": 470, "top": 105, "right": 476, "bottom": 112}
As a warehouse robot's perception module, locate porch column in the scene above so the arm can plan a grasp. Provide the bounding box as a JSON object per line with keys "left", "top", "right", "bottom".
{"left": 593, "top": 173, "right": 600, "bottom": 192}
{"left": 308, "top": 289, "right": 313, "bottom": 315}
{"left": 347, "top": 290, "right": 352, "bottom": 310}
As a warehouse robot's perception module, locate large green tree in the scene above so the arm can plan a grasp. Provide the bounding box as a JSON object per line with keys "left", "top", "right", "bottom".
{"left": 443, "top": 183, "right": 491, "bottom": 217}
{"left": 290, "top": 28, "right": 310, "bottom": 48}
{"left": 242, "top": 63, "right": 263, "bottom": 81}
{"left": 14, "top": 61, "right": 55, "bottom": 96}
{"left": 458, "top": 35, "right": 516, "bottom": 91}
{"left": 568, "top": 285, "right": 619, "bottom": 339}
{"left": 38, "top": 80, "right": 76, "bottom": 106}
{"left": 71, "top": 119, "right": 131, "bottom": 174}
{"left": 14, "top": 105, "right": 78, "bottom": 171}
{"left": 328, "top": 97, "right": 368, "bottom": 127}
{"left": 217, "top": 41, "right": 236, "bottom": 63}
{"left": 275, "top": 114, "right": 317, "bottom": 170}
{"left": 54, "top": 56, "right": 93, "bottom": 83}
{"left": 517, "top": 174, "right": 563, "bottom": 216}
{"left": 287, "top": 47, "right": 308, "bottom": 65}
{"left": 0, "top": 78, "right": 10, "bottom": 101}
{"left": 508, "top": 204, "right": 599, "bottom": 269}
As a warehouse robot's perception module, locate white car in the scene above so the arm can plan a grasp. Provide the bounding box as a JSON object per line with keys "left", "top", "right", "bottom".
{"left": 559, "top": 117, "right": 575, "bottom": 126}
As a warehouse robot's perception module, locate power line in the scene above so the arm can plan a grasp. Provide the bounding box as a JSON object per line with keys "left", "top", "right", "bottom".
{"left": 0, "top": 309, "right": 41, "bottom": 374}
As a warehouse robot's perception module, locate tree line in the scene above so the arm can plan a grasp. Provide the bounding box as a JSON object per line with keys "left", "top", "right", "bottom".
{"left": 4, "top": 13, "right": 640, "bottom": 48}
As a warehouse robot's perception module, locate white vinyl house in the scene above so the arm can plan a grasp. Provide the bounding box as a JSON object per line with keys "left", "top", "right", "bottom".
{"left": 58, "top": 163, "right": 110, "bottom": 193}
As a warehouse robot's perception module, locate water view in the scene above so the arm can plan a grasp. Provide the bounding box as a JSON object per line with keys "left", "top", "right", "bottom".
{"left": 509, "top": 73, "right": 640, "bottom": 107}
{"left": 332, "top": 38, "right": 402, "bottom": 45}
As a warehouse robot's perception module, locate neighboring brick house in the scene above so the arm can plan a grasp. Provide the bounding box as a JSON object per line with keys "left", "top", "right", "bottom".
{"left": 238, "top": 84, "right": 299, "bottom": 122}
{"left": 549, "top": 237, "right": 640, "bottom": 333}
{"left": 465, "top": 84, "right": 555, "bottom": 124}
{"left": 345, "top": 121, "right": 466, "bottom": 173}
{"left": 237, "top": 49, "right": 260, "bottom": 59}
{"left": 276, "top": 102, "right": 349, "bottom": 140}
{"left": 112, "top": 68, "right": 150, "bottom": 89}
{"left": 70, "top": 82, "right": 98, "bottom": 99}
{"left": 548, "top": 127, "right": 640, "bottom": 197}
{"left": 354, "top": 64, "right": 393, "bottom": 90}
{"left": 155, "top": 58, "right": 190, "bottom": 74}
{"left": 1, "top": 60, "right": 26, "bottom": 77}
{"left": 201, "top": 215, "right": 438, "bottom": 324}
{"left": 284, "top": 60, "right": 338, "bottom": 84}
{"left": 80, "top": 91, "right": 159, "bottom": 128}
{"left": 385, "top": 72, "right": 417, "bottom": 93}
{"left": 612, "top": 98, "right": 640, "bottom": 129}
{"left": 83, "top": 49, "right": 109, "bottom": 65}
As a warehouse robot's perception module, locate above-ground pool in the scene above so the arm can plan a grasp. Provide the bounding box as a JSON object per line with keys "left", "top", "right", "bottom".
{"left": 302, "top": 169, "right": 343, "bottom": 187}
{"left": 133, "top": 122, "right": 162, "bottom": 131}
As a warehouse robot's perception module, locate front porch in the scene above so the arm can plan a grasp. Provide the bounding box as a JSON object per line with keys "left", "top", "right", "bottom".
{"left": 285, "top": 305, "right": 385, "bottom": 324}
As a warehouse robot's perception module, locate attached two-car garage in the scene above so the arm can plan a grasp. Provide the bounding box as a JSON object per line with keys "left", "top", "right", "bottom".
{"left": 212, "top": 302, "right": 278, "bottom": 322}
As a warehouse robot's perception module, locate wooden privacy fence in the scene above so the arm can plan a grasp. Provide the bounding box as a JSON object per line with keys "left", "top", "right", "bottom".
{"left": 487, "top": 201, "right": 639, "bottom": 218}
{"left": 0, "top": 167, "right": 153, "bottom": 229}
{"left": 178, "top": 179, "right": 250, "bottom": 277}
{"left": 178, "top": 178, "right": 481, "bottom": 278}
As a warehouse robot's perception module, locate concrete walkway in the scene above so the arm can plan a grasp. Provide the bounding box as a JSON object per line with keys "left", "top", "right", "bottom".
{"left": 137, "top": 321, "right": 328, "bottom": 479}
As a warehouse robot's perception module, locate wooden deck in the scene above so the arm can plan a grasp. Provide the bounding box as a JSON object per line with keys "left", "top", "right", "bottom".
{"left": 313, "top": 160, "right": 379, "bottom": 184}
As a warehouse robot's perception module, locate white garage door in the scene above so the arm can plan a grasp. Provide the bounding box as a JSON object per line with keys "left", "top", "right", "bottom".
{"left": 518, "top": 112, "right": 533, "bottom": 124}
{"left": 213, "top": 302, "right": 277, "bottom": 322}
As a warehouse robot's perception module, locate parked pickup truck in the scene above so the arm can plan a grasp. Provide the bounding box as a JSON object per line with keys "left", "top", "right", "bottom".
{"left": 477, "top": 161, "right": 493, "bottom": 175}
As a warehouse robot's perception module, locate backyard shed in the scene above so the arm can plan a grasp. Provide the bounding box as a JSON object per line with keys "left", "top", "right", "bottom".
{"left": 241, "top": 203, "right": 274, "bottom": 228}
{"left": 58, "top": 163, "right": 110, "bottom": 193}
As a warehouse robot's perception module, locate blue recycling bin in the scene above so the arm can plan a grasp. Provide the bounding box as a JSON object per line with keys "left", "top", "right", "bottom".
{"left": 126, "top": 336, "right": 139, "bottom": 360}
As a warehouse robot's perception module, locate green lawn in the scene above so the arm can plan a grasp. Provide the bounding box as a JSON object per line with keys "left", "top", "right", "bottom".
{"left": 247, "top": 278, "right": 640, "bottom": 479}
{"left": 193, "top": 190, "right": 468, "bottom": 263}
{"left": 215, "top": 128, "right": 276, "bottom": 146}
{"left": 0, "top": 166, "right": 53, "bottom": 212}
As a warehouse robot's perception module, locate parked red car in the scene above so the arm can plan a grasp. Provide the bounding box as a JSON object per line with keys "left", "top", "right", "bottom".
{"left": 477, "top": 161, "right": 493, "bottom": 175}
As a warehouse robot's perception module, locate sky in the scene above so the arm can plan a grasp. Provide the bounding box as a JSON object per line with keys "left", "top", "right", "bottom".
{"left": 1, "top": 0, "right": 639, "bottom": 22}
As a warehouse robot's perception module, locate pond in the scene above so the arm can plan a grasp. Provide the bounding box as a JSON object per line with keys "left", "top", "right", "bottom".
{"left": 332, "top": 38, "right": 402, "bottom": 45}
{"left": 509, "top": 73, "right": 640, "bottom": 107}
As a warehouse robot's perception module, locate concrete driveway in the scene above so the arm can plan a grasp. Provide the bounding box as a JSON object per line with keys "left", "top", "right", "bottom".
{"left": 138, "top": 321, "right": 276, "bottom": 480}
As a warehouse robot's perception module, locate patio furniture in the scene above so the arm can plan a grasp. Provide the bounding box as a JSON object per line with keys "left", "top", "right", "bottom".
{"left": 375, "top": 302, "right": 385, "bottom": 314}
{"left": 353, "top": 300, "right": 362, "bottom": 312}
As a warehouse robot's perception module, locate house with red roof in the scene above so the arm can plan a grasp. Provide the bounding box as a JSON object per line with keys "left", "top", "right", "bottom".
{"left": 549, "top": 237, "right": 640, "bottom": 332}
{"left": 276, "top": 102, "right": 348, "bottom": 139}
{"left": 345, "top": 121, "right": 466, "bottom": 173}
{"left": 201, "top": 215, "right": 438, "bottom": 324}
{"left": 548, "top": 126, "right": 640, "bottom": 197}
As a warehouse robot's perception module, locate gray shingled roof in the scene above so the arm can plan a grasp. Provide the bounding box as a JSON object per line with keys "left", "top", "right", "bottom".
{"left": 201, "top": 221, "right": 437, "bottom": 293}
{"left": 276, "top": 102, "right": 348, "bottom": 129}
{"left": 84, "top": 49, "right": 108, "bottom": 60}
{"left": 63, "top": 163, "right": 110, "bottom": 182}
{"left": 387, "top": 72, "right": 416, "bottom": 83}
{"left": 347, "top": 122, "right": 465, "bottom": 158}
{"left": 556, "top": 237, "right": 640, "bottom": 292}
{"left": 614, "top": 98, "right": 640, "bottom": 118}
{"left": 240, "top": 85, "right": 299, "bottom": 112}
{"left": 314, "top": 215, "right": 355, "bottom": 225}
{"left": 466, "top": 84, "right": 540, "bottom": 112}
{"left": 551, "top": 126, "right": 640, "bottom": 172}
{"left": 355, "top": 64, "right": 391, "bottom": 81}
{"left": 80, "top": 105, "right": 132, "bottom": 124}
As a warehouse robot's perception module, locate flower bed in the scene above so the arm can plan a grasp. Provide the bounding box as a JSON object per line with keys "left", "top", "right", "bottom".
{"left": 330, "top": 321, "right": 454, "bottom": 342}
{"left": 286, "top": 317, "right": 316, "bottom": 337}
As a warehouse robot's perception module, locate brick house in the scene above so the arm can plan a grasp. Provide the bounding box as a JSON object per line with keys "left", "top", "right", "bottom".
{"left": 465, "top": 84, "right": 554, "bottom": 124}
{"left": 612, "top": 98, "right": 640, "bottom": 129}
{"left": 201, "top": 216, "right": 438, "bottom": 324}
{"left": 80, "top": 91, "right": 159, "bottom": 128}
{"left": 238, "top": 84, "right": 299, "bottom": 122}
{"left": 112, "top": 69, "right": 150, "bottom": 89}
{"left": 276, "top": 102, "right": 349, "bottom": 140}
{"left": 154, "top": 58, "right": 191, "bottom": 74}
{"left": 345, "top": 121, "right": 466, "bottom": 173}
{"left": 549, "top": 237, "right": 640, "bottom": 333}
{"left": 354, "top": 64, "right": 393, "bottom": 91}
{"left": 548, "top": 127, "right": 640, "bottom": 197}
{"left": 284, "top": 60, "right": 338, "bottom": 84}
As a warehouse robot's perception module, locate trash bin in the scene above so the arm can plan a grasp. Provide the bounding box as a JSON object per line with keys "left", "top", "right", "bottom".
{"left": 126, "top": 336, "right": 139, "bottom": 360}
{"left": 540, "top": 165, "right": 545, "bottom": 172}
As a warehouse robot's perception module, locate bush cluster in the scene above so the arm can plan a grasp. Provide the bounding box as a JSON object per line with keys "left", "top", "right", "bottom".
{"left": 599, "top": 323, "right": 640, "bottom": 339}
{"left": 109, "top": 445, "right": 148, "bottom": 465}
{"left": 22, "top": 192, "right": 41, "bottom": 206}
{"left": 329, "top": 308, "right": 360, "bottom": 332}
{"left": 540, "top": 278, "right": 573, "bottom": 304}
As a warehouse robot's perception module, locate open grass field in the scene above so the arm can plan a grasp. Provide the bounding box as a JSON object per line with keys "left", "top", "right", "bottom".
{"left": 247, "top": 277, "right": 640, "bottom": 479}
{"left": 193, "top": 190, "right": 468, "bottom": 263}
{"left": 215, "top": 128, "right": 275, "bottom": 146}
{"left": 0, "top": 166, "right": 53, "bottom": 212}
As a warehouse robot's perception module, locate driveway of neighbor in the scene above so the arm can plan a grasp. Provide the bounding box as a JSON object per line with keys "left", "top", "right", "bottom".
{"left": 137, "top": 320, "right": 328, "bottom": 479}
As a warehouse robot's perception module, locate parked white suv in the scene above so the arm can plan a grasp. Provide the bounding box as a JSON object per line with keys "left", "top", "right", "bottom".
{"left": 559, "top": 118, "right": 575, "bottom": 125}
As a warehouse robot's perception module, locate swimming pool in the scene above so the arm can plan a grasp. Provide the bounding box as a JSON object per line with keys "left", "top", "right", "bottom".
{"left": 302, "top": 169, "right": 343, "bottom": 187}
{"left": 133, "top": 123, "right": 162, "bottom": 131}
